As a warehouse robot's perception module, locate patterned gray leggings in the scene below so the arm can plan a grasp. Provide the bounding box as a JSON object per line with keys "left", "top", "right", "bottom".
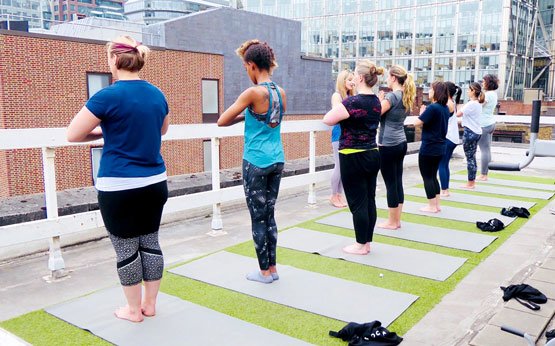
{"left": 463, "top": 127, "right": 481, "bottom": 182}
{"left": 109, "top": 232, "right": 164, "bottom": 286}
{"left": 243, "top": 160, "right": 283, "bottom": 271}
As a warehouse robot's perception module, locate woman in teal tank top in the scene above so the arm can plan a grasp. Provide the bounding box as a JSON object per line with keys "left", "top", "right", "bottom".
{"left": 218, "top": 40, "right": 287, "bottom": 284}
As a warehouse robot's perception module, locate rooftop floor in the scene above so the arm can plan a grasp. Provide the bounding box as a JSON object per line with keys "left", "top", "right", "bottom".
{"left": 0, "top": 144, "right": 554, "bottom": 345}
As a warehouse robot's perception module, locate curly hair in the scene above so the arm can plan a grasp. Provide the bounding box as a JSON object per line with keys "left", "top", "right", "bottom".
{"left": 482, "top": 74, "right": 499, "bottom": 91}
{"left": 236, "top": 39, "right": 278, "bottom": 72}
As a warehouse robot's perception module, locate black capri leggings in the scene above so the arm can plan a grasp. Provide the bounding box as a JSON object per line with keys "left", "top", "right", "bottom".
{"left": 98, "top": 180, "right": 168, "bottom": 286}
{"left": 340, "top": 149, "right": 380, "bottom": 244}
{"left": 418, "top": 154, "right": 442, "bottom": 199}
{"left": 379, "top": 142, "right": 407, "bottom": 208}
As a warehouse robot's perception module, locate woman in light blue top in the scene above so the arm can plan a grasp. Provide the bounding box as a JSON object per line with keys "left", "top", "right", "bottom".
{"left": 218, "top": 40, "right": 286, "bottom": 284}
{"left": 477, "top": 74, "right": 499, "bottom": 181}
{"left": 330, "top": 70, "right": 355, "bottom": 208}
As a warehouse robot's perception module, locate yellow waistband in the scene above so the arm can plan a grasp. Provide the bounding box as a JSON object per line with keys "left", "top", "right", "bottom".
{"left": 339, "top": 148, "right": 377, "bottom": 154}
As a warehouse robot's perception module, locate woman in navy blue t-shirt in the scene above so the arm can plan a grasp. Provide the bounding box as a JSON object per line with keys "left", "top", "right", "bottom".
{"left": 67, "top": 36, "right": 169, "bottom": 323}
{"left": 414, "top": 81, "right": 450, "bottom": 213}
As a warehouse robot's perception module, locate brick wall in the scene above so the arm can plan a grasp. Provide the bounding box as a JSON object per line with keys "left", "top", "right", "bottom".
{"left": 0, "top": 32, "right": 332, "bottom": 197}
{"left": 498, "top": 100, "right": 555, "bottom": 115}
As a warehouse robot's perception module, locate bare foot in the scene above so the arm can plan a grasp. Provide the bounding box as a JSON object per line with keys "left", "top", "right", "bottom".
{"left": 476, "top": 175, "right": 488, "bottom": 181}
{"left": 343, "top": 243, "right": 369, "bottom": 255}
{"left": 377, "top": 221, "right": 398, "bottom": 230}
{"left": 115, "top": 306, "right": 144, "bottom": 322}
{"left": 440, "top": 190, "right": 450, "bottom": 197}
{"left": 141, "top": 303, "right": 156, "bottom": 317}
{"left": 420, "top": 206, "right": 439, "bottom": 213}
{"left": 338, "top": 196, "right": 348, "bottom": 208}
{"left": 330, "top": 195, "right": 346, "bottom": 208}
{"left": 364, "top": 242, "right": 371, "bottom": 253}
{"left": 459, "top": 184, "right": 475, "bottom": 189}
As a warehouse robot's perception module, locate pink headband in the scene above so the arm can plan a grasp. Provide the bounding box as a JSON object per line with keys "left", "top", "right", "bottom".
{"left": 111, "top": 42, "right": 141, "bottom": 54}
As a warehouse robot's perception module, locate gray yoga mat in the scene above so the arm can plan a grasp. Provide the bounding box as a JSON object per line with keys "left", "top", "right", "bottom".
{"left": 170, "top": 251, "right": 418, "bottom": 326}
{"left": 278, "top": 228, "right": 466, "bottom": 281}
{"left": 404, "top": 187, "right": 536, "bottom": 209}
{"left": 450, "top": 174, "right": 555, "bottom": 192}
{"left": 46, "top": 287, "right": 309, "bottom": 346}
{"left": 448, "top": 182, "right": 553, "bottom": 200}
{"left": 376, "top": 198, "right": 516, "bottom": 226}
{"left": 317, "top": 212, "right": 497, "bottom": 252}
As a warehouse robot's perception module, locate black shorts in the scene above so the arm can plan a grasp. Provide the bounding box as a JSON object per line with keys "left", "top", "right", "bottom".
{"left": 98, "top": 180, "right": 168, "bottom": 239}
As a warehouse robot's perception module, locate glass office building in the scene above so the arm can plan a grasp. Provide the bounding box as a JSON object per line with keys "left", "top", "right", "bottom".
{"left": 125, "top": 0, "right": 228, "bottom": 25}
{"left": 0, "top": 0, "right": 47, "bottom": 29}
{"left": 243, "top": 0, "right": 554, "bottom": 100}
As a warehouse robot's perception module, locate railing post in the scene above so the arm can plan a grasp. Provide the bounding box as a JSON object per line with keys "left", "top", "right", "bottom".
{"left": 42, "top": 147, "right": 66, "bottom": 279}
{"left": 308, "top": 130, "right": 317, "bottom": 205}
{"left": 208, "top": 137, "right": 226, "bottom": 236}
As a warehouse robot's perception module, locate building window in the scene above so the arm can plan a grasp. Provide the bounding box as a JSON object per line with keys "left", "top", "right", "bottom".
{"left": 87, "top": 73, "right": 111, "bottom": 99}
{"left": 91, "top": 147, "right": 102, "bottom": 184}
{"left": 203, "top": 140, "right": 212, "bottom": 172}
{"left": 202, "top": 79, "right": 219, "bottom": 123}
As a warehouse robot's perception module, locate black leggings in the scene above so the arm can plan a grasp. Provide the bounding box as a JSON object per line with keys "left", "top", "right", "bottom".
{"left": 340, "top": 150, "right": 380, "bottom": 244}
{"left": 379, "top": 142, "right": 407, "bottom": 208}
{"left": 418, "top": 154, "right": 442, "bottom": 199}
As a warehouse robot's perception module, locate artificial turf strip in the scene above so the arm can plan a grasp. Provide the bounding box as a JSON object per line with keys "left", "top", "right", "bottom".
{"left": 0, "top": 310, "right": 111, "bottom": 346}
{"left": 1, "top": 172, "right": 552, "bottom": 346}
{"left": 160, "top": 273, "right": 347, "bottom": 346}
{"left": 224, "top": 195, "right": 550, "bottom": 336}
{"left": 456, "top": 170, "right": 555, "bottom": 185}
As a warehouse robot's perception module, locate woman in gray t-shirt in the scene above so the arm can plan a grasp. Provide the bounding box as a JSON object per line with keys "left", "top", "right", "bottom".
{"left": 377, "top": 65, "right": 416, "bottom": 229}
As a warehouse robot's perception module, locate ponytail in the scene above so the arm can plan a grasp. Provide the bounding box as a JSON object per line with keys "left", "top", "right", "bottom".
{"left": 454, "top": 86, "right": 462, "bottom": 104}
{"left": 402, "top": 73, "right": 416, "bottom": 112}
{"left": 445, "top": 81, "right": 462, "bottom": 104}
{"left": 389, "top": 64, "right": 415, "bottom": 112}
{"left": 469, "top": 82, "right": 485, "bottom": 103}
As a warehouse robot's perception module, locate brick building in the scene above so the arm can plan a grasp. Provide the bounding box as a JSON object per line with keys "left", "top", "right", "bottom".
{"left": 0, "top": 9, "right": 333, "bottom": 198}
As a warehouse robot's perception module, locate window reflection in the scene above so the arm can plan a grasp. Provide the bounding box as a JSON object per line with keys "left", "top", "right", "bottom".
{"left": 342, "top": 15, "right": 358, "bottom": 58}
{"left": 415, "top": 7, "right": 433, "bottom": 55}
{"left": 359, "top": 15, "right": 375, "bottom": 57}
{"left": 377, "top": 13, "right": 393, "bottom": 57}
{"left": 436, "top": 5, "right": 455, "bottom": 54}
{"left": 457, "top": 2, "right": 479, "bottom": 53}
{"left": 480, "top": 0, "right": 502, "bottom": 51}
{"left": 396, "top": 9, "right": 413, "bottom": 56}
{"left": 415, "top": 58, "right": 432, "bottom": 87}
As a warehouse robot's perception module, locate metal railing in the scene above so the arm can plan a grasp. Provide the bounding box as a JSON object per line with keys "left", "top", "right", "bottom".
{"left": 0, "top": 121, "right": 331, "bottom": 278}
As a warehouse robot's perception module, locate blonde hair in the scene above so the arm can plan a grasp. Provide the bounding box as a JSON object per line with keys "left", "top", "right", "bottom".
{"left": 389, "top": 64, "right": 416, "bottom": 112}
{"left": 236, "top": 39, "right": 278, "bottom": 72}
{"left": 335, "top": 70, "right": 355, "bottom": 99}
{"left": 106, "top": 36, "right": 150, "bottom": 72}
{"left": 355, "top": 59, "right": 384, "bottom": 88}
